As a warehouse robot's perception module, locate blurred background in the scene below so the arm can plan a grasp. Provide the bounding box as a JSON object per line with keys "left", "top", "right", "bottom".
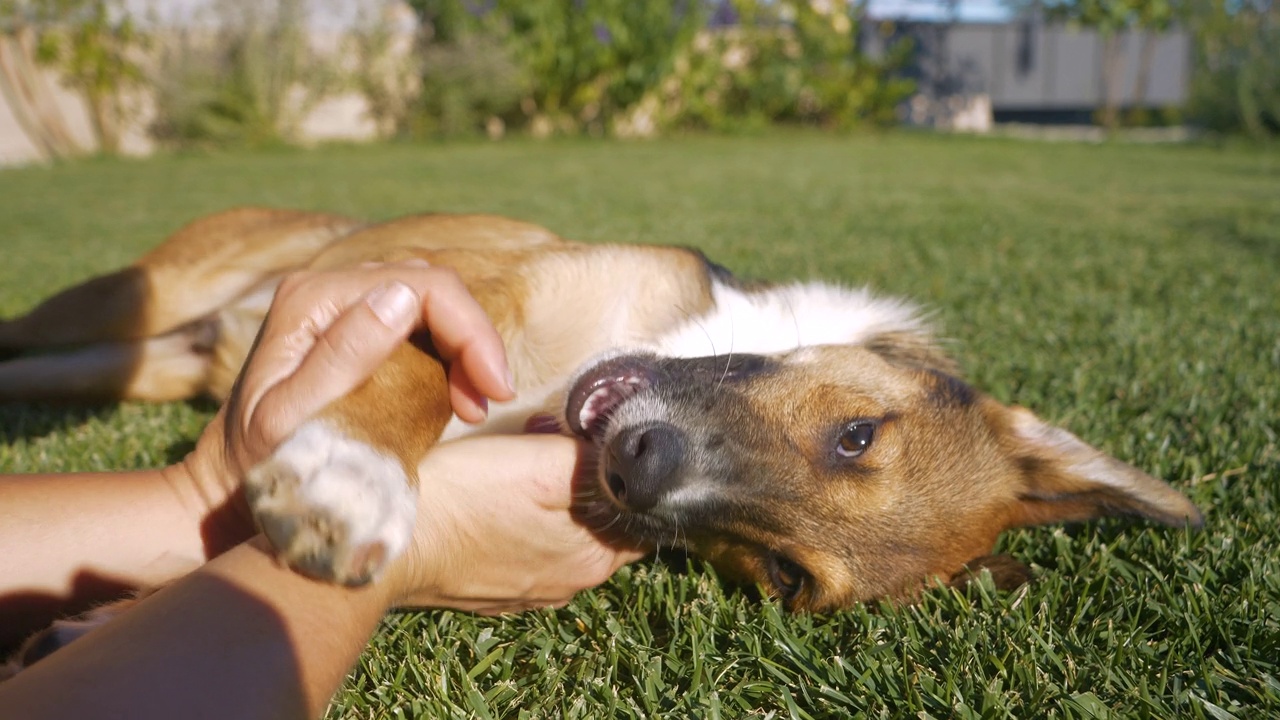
{"left": 0, "top": 0, "right": 1275, "bottom": 165}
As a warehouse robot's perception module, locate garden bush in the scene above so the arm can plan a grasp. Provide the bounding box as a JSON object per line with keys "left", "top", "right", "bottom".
{"left": 401, "top": 0, "right": 912, "bottom": 138}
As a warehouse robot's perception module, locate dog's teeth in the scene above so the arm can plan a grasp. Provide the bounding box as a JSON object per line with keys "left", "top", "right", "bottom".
{"left": 579, "top": 386, "right": 614, "bottom": 433}
{"left": 578, "top": 375, "right": 645, "bottom": 436}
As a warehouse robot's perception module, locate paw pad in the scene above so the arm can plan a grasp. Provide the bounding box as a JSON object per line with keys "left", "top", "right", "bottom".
{"left": 245, "top": 421, "right": 416, "bottom": 585}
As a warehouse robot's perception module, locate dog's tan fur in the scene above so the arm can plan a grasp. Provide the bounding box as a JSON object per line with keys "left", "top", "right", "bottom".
{"left": 0, "top": 209, "right": 1202, "bottom": 617}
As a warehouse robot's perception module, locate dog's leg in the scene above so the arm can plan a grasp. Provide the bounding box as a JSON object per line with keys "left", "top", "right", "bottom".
{"left": 243, "top": 342, "right": 452, "bottom": 585}
{"left": 0, "top": 320, "right": 217, "bottom": 403}
{"left": 0, "top": 208, "right": 358, "bottom": 356}
{"left": 0, "top": 267, "right": 158, "bottom": 354}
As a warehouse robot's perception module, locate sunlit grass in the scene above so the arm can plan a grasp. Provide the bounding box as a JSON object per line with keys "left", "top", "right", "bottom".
{"left": 2, "top": 133, "right": 1277, "bottom": 717}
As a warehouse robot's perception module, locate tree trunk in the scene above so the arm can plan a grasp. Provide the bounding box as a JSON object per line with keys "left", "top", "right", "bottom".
{"left": 1133, "top": 30, "right": 1155, "bottom": 110}
{"left": 0, "top": 29, "right": 84, "bottom": 159}
{"left": 1099, "top": 31, "right": 1127, "bottom": 131}
{"left": 84, "top": 87, "right": 120, "bottom": 155}
{"left": 0, "top": 35, "right": 54, "bottom": 160}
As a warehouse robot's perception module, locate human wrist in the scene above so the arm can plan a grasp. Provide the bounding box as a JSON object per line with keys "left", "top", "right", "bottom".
{"left": 234, "top": 534, "right": 403, "bottom": 616}
{"left": 165, "top": 441, "right": 256, "bottom": 560}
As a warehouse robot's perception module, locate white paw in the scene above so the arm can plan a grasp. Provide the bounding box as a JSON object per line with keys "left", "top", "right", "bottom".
{"left": 244, "top": 421, "right": 417, "bottom": 586}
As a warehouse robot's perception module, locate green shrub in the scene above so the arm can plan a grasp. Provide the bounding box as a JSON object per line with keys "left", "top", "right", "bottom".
{"left": 617, "top": 0, "right": 914, "bottom": 136}
{"left": 150, "top": 0, "right": 336, "bottom": 149}
{"left": 7, "top": 0, "right": 148, "bottom": 154}
{"left": 1187, "top": 0, "right": 1279, "bottom": 138}
{"left": 345, "top": 5, "right": 421, "bottom": 139}
{"left": 411, "top": 31, "right": 527, "bottom": 139}
{"left": 405, "top": 0, "right": 705, "bottom": 137}
{"left": 499, "top": 0, "right": 705, "bottom": 136}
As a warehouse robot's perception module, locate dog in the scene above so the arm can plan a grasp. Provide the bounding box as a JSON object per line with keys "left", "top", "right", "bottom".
{"left": 0, "top": 208, "right": 1202, "bottom": 622}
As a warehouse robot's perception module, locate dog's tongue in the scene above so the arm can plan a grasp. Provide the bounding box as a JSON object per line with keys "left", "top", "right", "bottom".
{"left": 565, "top": 355, "right": 658, "bottom": 440}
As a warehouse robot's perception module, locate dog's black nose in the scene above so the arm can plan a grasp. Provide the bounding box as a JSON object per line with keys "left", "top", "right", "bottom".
{"left": 605, "top": 423, "right": 685, "bottom": 511}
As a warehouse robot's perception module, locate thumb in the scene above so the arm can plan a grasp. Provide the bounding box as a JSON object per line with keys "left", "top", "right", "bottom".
{"left": 257, "top": 281, "right": 419, "bottom": 433}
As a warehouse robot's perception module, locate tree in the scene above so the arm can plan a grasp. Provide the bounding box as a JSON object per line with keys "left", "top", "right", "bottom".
{"left": 1036, "top": 0, "right": 1176, "bottom": 130}
{"left": 1186, "top": 0, "right": 1279, "bottom": 138}
{"left": 1039, "top": 0, "right": 1130, "bottom": 130}
{"left": 1131, "top": 0, "right": 1174, "bottom": 119}
{"left": 0, "top": 0, "right": 86, "bottom": 159}
{"left": 31, "top": 0, "right": 147, "bottom": 154}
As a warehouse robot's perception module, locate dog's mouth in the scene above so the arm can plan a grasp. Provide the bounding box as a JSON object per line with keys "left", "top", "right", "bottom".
{"left": 565, "top": 354, "right": 659, "bottom": 442}
{"left": 565, "top": 354, "right": 683, "bottom": 550}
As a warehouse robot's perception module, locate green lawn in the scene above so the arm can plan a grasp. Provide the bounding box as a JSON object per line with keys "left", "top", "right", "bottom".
{"left": 1, "top": 133, "right": 1278, "bottom": 718}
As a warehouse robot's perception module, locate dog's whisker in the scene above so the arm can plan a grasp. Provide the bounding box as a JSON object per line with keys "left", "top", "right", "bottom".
{"left": 687, "top": 316, "right": 718, "bottom": 363}
{"left": 714, "top": 346, "right": 734, "bottom": 394}
{"left": 713, "top": 309, "right": 737, "bottom": 394}
{"left": 595, "top": 514, "right": 623, "bottom": 535}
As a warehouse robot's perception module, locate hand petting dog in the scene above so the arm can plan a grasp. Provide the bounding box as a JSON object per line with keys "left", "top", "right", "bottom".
{"left": 1, "top": 262, "right": 639, "bottom": 718}
{"left": 172, "top": 260, "right": 515, "bottom": 551}
{"left": 178, "top": 259, "right": 639, "bottom": 609}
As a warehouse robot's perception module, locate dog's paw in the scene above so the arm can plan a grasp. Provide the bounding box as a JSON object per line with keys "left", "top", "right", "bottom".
{"left": 245, "top": 421, "right": 417, "bottom": 586}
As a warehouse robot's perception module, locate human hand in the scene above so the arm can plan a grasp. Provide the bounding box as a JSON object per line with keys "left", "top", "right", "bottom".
{"left": 171, "top": 261, "right": 515, "bottom": 553}
{"left": 385, "top": 433, "right": 646, "bottom": 614}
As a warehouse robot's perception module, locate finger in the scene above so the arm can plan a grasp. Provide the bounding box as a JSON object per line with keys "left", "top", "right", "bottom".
{"left": 229, "top": 280, "right": 345, "bottom": 429}
{"left": 411, "top": 269, "right": 515, "bottom": 402}
{"left": 234, "top": 264, "right": 512, "bottom": 435}
{"left": 447, "top": 363, "right": 488, "bottom": 423}
{"left": 466, "top": 434, "right": 587, "bottom": 511}
{"left": 256, "top": 281, "right": 421, "bottom": 438}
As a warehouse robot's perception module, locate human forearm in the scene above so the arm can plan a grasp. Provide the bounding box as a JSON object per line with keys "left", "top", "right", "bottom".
{"left": 0, "top": 535, "right": 391, "bottom": 720}
{"left": 0, "top": 464, "right": 225, "bottom": 588}
{"left": 0, "top": 462, "right": 244, "bottom": 648}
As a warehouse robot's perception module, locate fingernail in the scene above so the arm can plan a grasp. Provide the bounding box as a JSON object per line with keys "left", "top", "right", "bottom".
{"left": 366, "top": 281, "right": 418, "bottom": 329}
{"left": 504, "top": 368, "right": 517, "bottom": 395}
{"left": 403, "top": 258, "right": 431, "bottom": 268}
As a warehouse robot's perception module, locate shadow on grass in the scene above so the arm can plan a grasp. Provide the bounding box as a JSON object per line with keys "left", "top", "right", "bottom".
{"left": 0, "top": 403, "right": 119, "bottom": 444}
{"left": 0, "top": 396, "right": 219, "bottom": 446}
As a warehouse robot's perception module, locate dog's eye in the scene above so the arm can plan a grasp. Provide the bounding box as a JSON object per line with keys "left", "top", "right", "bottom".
{"left": 836, "top": 422, "right": 876, "bottom": 458}
{"left": 766, "top": 553, "right": 809, "bottom": 603}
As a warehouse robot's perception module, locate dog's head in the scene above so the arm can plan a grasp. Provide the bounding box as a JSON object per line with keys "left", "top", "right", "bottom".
{"left": 564, "top": 345, "right": 1201, "bottom": 611}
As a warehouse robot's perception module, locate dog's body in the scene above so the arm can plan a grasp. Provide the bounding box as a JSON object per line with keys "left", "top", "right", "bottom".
{"left": 0, "top": 209, "right": 1201, "bottom": 619}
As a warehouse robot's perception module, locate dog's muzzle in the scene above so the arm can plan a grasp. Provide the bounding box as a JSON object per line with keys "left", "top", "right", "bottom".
{"left": 566, "top": 351, "right": 776, "bottom": 518}
{"left": 566, "top": 353, "right": 688, "bottom": 511}
{"left": 603, "top": 422, "right": 686, "bottom": 511}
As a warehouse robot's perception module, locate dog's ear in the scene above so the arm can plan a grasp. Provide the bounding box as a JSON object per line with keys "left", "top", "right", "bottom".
{"left": 991, "top": 405, "right": 1203, "bottom": 530}
{"left": 948, "top": 554, "right": 1033, "bottom": 591}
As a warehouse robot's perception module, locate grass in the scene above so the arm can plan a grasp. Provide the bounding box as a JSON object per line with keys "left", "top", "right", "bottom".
{"left": 1, "top": 132, "right": 1278, "bottom": 718}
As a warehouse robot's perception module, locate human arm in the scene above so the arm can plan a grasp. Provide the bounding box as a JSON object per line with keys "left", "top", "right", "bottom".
{"left": 1, "top": 433, "right": 631, "bottom": 719}
{"left": 0, "top": 262, "right": 514, "bottom": 643}
{"left": 0, "top": 263, "right": 641, "bottom": 718}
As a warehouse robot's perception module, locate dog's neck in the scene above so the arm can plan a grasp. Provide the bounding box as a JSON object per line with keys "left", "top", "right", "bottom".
{"left": 655, "top": 279, "right": 928, "bottom": 359}
{"left": 441, "top": 279, "right": 930, "bottom": 441}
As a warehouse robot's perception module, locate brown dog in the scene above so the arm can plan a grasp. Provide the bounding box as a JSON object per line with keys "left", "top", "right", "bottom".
{"left": 0, "top": 208, "right": 1201, "bottom": 612}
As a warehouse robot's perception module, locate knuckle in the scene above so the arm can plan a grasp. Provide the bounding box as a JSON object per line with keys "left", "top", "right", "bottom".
{"left": 428, "top": 266, "right": 464, "bottom": 288}
{"left": 275, "top": 271, "right": 315, "bottom": 299}
{"left": 316, "top": 330, "right": 361, "bottom": 365}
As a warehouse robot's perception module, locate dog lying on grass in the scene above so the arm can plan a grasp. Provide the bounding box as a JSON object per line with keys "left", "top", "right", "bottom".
{"left": 0, "top": 208, "right": 1200, "bottom": 640}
